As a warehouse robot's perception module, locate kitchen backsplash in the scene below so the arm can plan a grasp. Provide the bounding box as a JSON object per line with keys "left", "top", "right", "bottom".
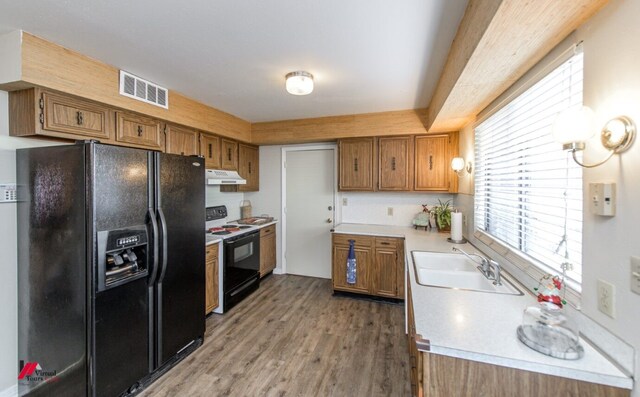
{"left": 340, "top": 192, "right": 454, "bottom": 226}
{"left": 206, "top": 186, "right": 244, "bottom": 220}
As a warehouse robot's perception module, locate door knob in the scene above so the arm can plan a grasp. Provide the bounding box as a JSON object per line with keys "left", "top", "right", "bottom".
{"left": 326, "top": 218, "right": 333, "bottom": 223}
{"left": 328, "top": 206, "right": 333, "bottom": 210}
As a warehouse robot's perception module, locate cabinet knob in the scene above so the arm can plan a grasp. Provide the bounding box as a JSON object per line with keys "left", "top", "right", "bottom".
{"left": 391, "top": 156, "right": 396, "bottom": 171}
{"left": 76, "top": 111, "right": 84, "bottom": 125}
{"left": 228, "top": 148, "right": 232, "bottom": 161}
{"left": 429, "top": 155, "right": 433, "bottom": 170}
{"left": 354, "top": 158, "right": 358, "bottom": 172}
{"left": 137, "top": 125, "right": 143, "bottom": 136}
{"left": 208, "top": 143, "right": 213, "bottom": 158}
{"left": 248, "top": 162, "right": 252, "bottom": 174}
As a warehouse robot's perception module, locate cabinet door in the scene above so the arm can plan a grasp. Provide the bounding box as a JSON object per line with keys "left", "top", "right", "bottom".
{"left": 238, "top": 144, "right": 259, "bottom": 192}
{"left": 379, "top": 136, "right": 412, "bottom": 191}
{"left": 339, "top": 138, "right": 375, "bottom": 191}
{"left": 332, "top": 244, "right": 371, "bottom": 294}
{"left": 260, "top": 227, "right": 276, "bottom": 277}
{"left": 165, "top": 124, "right": 197, "bottom": 156}
{"left": 414, "top": 135, "right": 450, "bottom": 191}
{"left": 116, "top": 112, "right": 163, "bottom": 150}
{"left": 200, "top": 133, "right": 221, "bottom": 169}
{"left": 205, "top": 243, "right": 219, "bottom": 314}
{"left": 42, "top": 91, "right": 112, "bottom": 139}
{"left": 373, "top": 240, "right": 399, "bottom": 297}
{"left": 220, "top": 139, "right": 239, "bottom": 170}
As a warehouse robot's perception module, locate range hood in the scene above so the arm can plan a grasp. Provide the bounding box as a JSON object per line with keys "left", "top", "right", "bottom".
{"left": 206, "top": 169, "right": 247, "bottom": 185}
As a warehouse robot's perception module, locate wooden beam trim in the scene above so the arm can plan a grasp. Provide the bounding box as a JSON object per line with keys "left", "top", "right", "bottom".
{"left": 15, "top": 32, "right": 251, "bottom": 142}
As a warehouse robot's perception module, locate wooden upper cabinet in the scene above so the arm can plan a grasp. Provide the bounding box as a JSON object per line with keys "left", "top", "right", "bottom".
{"left": 414, "top": 134, "right": 453, "bottom": 192}
{"left": 220, "top": 139, "right": 239, "bottom": 170}
{"left": 9, "top": 88, "right": 114, "bottom": 141}
{"left": 338, "top": 137, "right": 376, "bottom": 191}
{"left": 200, "top": 133, "right": 221, "bottom": 169}
{"left": 115, "top": 111, "right": 163, "bottom": 150}
{"left": 165, "top": 124, "right": 198, "bottom": 156}
{"left": 378, "top": 136, "right": 412, "bottom": 191}
{"left": 238, "top": 144, "right": 259, "bottom": 192}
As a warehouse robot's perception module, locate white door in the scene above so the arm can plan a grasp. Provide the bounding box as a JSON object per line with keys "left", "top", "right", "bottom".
{"left": 284, "top": 148, "right": 335, "bottom": 278}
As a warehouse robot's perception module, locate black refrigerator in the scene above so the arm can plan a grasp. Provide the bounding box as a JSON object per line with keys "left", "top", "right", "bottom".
{"left": 16, "top": 142, "right": 205, "bottom": 397}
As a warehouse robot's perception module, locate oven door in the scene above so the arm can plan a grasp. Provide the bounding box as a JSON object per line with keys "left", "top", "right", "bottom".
{"left": 224, "top": 231, "right": 260, "bottom": 292}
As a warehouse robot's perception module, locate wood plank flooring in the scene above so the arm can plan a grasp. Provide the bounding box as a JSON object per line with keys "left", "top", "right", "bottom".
{"left": 140, "top": 275, "right": 411, "bottom": 396}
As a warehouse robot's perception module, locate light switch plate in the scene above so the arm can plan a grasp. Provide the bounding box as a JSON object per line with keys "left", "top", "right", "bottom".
{"left": 342, "top": 198, "right": 348, "bottom": 206}
{"left": 387, "top": 207, "right": 393, "bottom": 216}
{"left": 631, "top": 256, "right": 640, "bottom": 295}
{"left": 597, "top": 279, "right": 616, "bottom": 318}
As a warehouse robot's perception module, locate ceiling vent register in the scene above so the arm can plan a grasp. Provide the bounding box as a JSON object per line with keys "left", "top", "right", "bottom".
{"left": 119, "top": 70, "right": 169, "bottom": 109}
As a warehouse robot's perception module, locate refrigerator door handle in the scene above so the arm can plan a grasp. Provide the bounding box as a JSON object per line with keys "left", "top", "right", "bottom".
{"left": 157, "top": 207, "right": 169, "bottom": 282}
{"left": 147, "top": 208, "right": 160, "bottom": 285}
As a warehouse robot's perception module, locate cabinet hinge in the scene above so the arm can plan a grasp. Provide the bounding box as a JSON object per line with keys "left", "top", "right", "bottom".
{"left": 39, "top": 98, "right": 44, "bottom": 109}
{"left": 163, "top": 125, "right": 167, "bottom": 135}
{"left": 39, "top": 112, "right": 44, "bottom": 126}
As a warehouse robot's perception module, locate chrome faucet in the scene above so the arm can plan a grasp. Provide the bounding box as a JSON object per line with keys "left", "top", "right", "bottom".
{"left": 452, "top": 246, "right": 501, "bottom": 285}
{"left": 489, "top": 259, "right": 502, "bottom": 286}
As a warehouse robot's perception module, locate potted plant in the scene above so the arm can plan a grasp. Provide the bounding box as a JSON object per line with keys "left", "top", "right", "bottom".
{"left": 432, "top": 199, "right": 452, "bottom": 233}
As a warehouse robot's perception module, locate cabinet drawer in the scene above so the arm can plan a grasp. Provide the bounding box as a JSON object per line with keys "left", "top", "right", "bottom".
{"left": 260, "top": 225, "right": 275, "bottom": 237}
{"left": 375, "top": 237, "right": 401, "bottom": 249}
{"left": 332, "top": 233, "right": 373, "bottom": 247}
{"left": 116, "top": 112, "right": 163, "bottom": 150}
{"left": 42, "top": 91, "right": 111, "bottom": 139}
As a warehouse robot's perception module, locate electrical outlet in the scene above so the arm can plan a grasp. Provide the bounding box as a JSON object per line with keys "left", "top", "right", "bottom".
{"left": 597, "top": 279, "right": 616, "bottom": 318}
{"left": 631, "top": 256, "right": 640, "bottom": 295}
{"left": 387, "top": 207, "right": 393, "bottom": 216}
{"left": 462, "top": 214, "right": 467, "bottom": 227}
{"left": 342, "top": 198, "right": 348, "bottom": 206}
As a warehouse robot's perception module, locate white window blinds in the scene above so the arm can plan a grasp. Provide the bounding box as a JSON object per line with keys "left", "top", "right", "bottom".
{"left": 474, "top": 52, "right": 584, "bottom": 288}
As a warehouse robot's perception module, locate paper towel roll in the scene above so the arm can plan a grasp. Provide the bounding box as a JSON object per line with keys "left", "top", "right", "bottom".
{"left": 451, "top": 212, "right": 463, "bottom": 241}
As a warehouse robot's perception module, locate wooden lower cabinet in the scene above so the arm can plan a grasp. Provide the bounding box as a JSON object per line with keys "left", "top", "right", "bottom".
{"left": 205, "top": 243, "right": 219, "bottom": 314}
{"left": 331, "top": 233, "right": 403, "bottom": 299}
{"left": 259, "top": 224, "right": 277, "bottom": 277}
{"left": 406, "top": 275, "right": 629, "bottom": 397}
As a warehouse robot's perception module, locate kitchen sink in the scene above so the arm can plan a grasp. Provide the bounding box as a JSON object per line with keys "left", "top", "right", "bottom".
{"left": 411, "top": 251, "right": 523, "bottom": 295}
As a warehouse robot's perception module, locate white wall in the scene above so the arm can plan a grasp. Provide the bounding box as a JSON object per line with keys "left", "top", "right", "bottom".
{"left": 578, "top": 0, "right": 640, "bottom": 393}
{"left": 0, "top": 90, "right": 63, "bottom": 394}
{"left": 341, "top": 192, "right": 453, "bottom": 226}
{"left": 457, "top": 1, "right": 640, "bottom": 393}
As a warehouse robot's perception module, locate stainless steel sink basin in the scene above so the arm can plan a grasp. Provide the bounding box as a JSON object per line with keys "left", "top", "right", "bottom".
{"left": 412, "top": 251, "right": 523, "bottom": 295}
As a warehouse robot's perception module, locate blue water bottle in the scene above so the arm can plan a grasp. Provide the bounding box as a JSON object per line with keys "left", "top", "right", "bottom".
{"left": 346, "top": 240, "right": 357, "bottom": 284}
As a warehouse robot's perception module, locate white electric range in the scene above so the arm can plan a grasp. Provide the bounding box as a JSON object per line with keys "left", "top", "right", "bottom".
{"left": 205, "top": 205, "right": 262, "bottom": 313}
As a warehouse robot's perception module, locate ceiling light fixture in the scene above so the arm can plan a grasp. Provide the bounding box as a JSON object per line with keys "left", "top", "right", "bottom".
{"left": 552, "top": 106, "right": 636, "bottom": 168}
{"left": 285, "top": 71, "right": 314, "bottom": 95}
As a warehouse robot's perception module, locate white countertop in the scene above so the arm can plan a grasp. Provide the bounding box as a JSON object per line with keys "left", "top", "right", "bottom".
{"left": 332, "top": 223, "right": 633, "bottom": 390}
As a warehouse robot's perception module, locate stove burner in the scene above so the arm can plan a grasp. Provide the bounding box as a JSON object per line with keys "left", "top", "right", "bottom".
{"left": 222, "top": 224, "right": 239, "bottom": 228}
{"left": 238, "top": 225, "right": 252, "bottom": 229}
{"left": 211, "top": 231, "right": 231, "bottom": 235}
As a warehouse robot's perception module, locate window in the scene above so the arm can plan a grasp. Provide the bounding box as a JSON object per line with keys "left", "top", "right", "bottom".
{"left": 474, "top": 52, "right": 584, "bottom": 289}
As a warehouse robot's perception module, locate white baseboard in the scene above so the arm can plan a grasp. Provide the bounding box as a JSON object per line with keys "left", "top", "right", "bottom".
{"left": 0, "top": 384, "right": 17, "bottom": 397}
{"left": 273, "top": 268, "right": 284, "bottom": 275}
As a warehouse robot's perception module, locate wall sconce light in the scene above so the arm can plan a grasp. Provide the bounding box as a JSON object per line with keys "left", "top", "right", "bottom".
{"left": 552, "top": 106, "right": 636, "bottom": 168}
{"left": 451, "top": 157, "right": 472, "bottom": 177}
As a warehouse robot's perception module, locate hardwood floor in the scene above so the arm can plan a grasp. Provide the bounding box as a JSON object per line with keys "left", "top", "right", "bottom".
{"left": 141, "top": 275, "right": 411, "bottom": 397}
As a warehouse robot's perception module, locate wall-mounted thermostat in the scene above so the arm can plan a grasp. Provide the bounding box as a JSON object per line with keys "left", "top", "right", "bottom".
{"left": 589, "top": 183, "right": 616, "bottom": 216}
{"left": 0, "top": 183, "right": 17, "bottom": 203}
